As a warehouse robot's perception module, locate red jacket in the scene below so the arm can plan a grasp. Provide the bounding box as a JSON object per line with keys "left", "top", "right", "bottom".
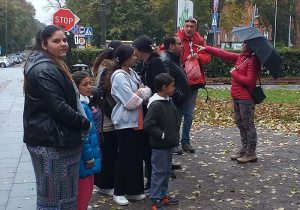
{"left": 176, "top": 29, "right": 211, "bottom": 66}
{"left": 205, "top": 46, "right": 261, "bottom": 100}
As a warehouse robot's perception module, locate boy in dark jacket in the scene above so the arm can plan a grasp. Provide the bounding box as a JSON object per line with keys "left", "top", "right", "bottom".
{"left": 143, "top": 73, "right": 179, "bottom": 210}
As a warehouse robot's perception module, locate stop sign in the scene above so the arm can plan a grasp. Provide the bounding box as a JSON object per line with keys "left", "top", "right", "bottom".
{"left": 53, "top": 9, "right": 79, "bottom": 32}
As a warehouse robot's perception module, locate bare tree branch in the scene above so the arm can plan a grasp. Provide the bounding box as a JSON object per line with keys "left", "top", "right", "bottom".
{"left": 44, "top": 0, "right": 66, "bottom": 11}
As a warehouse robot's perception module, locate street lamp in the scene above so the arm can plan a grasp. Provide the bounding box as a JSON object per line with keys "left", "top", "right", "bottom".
{"left": 5, "top": 0, "right": 8, "bottom": 56}
{"left": 273, "top": 0, "right": 277, "bottom": 47}
{"left": 100, "top": 0, "right": 106, "bottom": 47}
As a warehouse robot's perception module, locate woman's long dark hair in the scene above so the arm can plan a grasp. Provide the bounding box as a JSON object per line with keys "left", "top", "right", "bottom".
{"left": 23, "top": 25, "right": 71, "bottom": 90}
{"left": 132, "top": 35, "right": 160, "bottom": 57}
{"left": 105, "top": 45, "right": 134, "bottom": 92}
{"left": 92, "top": 40, "right": 122, "bottom": 75}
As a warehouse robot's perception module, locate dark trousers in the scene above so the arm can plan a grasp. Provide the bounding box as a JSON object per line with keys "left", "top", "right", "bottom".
{"left": 114, "top": 129, "right": 144, "bottom": 195}
{"left": 233, "top": 101, "right": 257, "bottom": 154}
{"left": 94, "top": 131, "right": 118, "bottom": 189}
{"left": 143, "top": 131, "right": 152, "bottom": 189}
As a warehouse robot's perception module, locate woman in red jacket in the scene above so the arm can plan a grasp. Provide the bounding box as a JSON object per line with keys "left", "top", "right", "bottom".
{"left": 198, "top": 43, "right": 261, "bottom": 163}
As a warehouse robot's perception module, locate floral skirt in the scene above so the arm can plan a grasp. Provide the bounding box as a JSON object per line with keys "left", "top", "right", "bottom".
{"left": 27, "top": 145, "right": 81, "bottom": 210}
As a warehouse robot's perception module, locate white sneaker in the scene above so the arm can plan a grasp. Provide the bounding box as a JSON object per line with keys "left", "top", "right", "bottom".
{"left": 87, "top": 206, "right": 92, "bottom": 210}
{"left": 113, "top": 195, "right": 129, "bottom": 206}
{"left": 126, "top": 193, "right": 146, "bottom": 200}
{"left": 98, "top": 188, "right": 114, "bottom": 196}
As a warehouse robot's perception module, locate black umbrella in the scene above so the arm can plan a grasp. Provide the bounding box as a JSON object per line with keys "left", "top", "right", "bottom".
{"left": 231, "top": 27, "right": 282, "bottom": 80}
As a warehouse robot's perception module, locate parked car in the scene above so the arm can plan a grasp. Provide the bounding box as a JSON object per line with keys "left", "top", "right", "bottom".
{"left": 0, "top": 56, "right": 11, "bottom": 68}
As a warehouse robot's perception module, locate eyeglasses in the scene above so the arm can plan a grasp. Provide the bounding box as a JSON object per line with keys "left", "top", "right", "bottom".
{"left": 175, "top": 42, "right": 182, "bottom": 45}
{"left": 184, "top": 18, "right": 197, "bottom": 24}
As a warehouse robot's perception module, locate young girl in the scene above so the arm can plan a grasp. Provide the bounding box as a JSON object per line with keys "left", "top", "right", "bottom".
{"left": 72, "top": 71, "right": 102, "bottom": 210}
{"left": 107, "top": 44, "right": 150, "bottom": 205}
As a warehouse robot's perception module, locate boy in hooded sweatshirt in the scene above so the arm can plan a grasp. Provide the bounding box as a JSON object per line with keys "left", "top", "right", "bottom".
{"left": 143, "top": 73, "right": 179, "bottom": 210}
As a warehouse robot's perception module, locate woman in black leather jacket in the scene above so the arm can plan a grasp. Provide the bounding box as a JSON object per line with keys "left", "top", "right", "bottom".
{"left": 23, "top": 25, "right": 91, "bottom": 209}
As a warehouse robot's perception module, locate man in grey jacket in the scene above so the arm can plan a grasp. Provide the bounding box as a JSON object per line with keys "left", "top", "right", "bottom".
{"left": 161, "top": 34, "right": 191, "bottom": 155}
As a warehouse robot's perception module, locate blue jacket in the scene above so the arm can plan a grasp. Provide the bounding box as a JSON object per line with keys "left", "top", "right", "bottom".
{"left": 79, "top": 96, "right": 101, "bottom": 178}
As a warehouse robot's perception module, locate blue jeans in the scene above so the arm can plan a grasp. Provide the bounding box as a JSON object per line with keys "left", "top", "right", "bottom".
{"left": 177, "top": 89, "right": 198, "bottom": 145}
{"left": 149, "top": 148, "right": 173, "bottom": 200}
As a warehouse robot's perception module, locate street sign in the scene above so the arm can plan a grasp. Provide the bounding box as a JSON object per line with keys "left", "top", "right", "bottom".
{"left": 53, "top": 9, "right": 80, "bottom": 32}
{"left": 0, "top": 46, "right": 1, "bottom": 55}
{"left": 211, "top": 13, "right": 218, "bottom": 28}
{"left": 209, "top": 29, "right": 222, "bottom": 33}
{"left": 71, "top": 25, "right": 81, "bottom": 35}
{"left": 84, "top": 27, "right": 93, "bottom": 37}
{"left": 213, "top": 0, "right": 219, "bottom": 13}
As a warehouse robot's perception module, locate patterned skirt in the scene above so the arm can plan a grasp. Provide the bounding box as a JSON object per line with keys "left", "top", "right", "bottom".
{"left": 27, "top": 145, "right": 81, "bottom": 210}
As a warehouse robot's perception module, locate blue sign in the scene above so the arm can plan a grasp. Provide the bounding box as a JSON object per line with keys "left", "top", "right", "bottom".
{"left": 211, "top": 13, "right": 218, "bottom": 28}
{"left": 84, "top": 27, "right": 93, "bottom": 37}
{"left": 0, "top": 46, "right": 1, "bottom": 55}
{"left": 209, "top": 29, "right": 222, "bottom": 33}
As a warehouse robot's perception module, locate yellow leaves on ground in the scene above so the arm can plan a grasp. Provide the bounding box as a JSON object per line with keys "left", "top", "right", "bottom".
{"left": 194, "top": 98, "right": 300, "bottom": 136}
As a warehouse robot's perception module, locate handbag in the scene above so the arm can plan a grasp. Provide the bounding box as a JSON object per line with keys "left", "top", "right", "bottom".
{"left": 235, "top": 54, "right": 266, "bottom": 104}
{"left": 246, "top": 78, "right": 266, "bottom": 104}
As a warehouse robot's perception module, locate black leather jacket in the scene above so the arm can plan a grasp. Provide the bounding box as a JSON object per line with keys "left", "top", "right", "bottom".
{"left": 23, "top": 52, "right": 90, "bottom": 147}
{"left": 161, "top": 51, "right": 191, "bottom": 107}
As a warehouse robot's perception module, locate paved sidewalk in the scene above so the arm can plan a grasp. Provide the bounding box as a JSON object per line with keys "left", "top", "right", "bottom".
{"left": 0, "top": 66, "right": 36, "bottom": 210}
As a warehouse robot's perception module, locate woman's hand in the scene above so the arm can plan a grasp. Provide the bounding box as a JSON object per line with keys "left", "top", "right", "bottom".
{"left": 85, "top": 161, "right": 96, "bottom": 168}
{"left": 134, "top": 91, "right": 142, "bottom": 97}
{"left": 197, "top": 46, "right": 206, "bottom": 52}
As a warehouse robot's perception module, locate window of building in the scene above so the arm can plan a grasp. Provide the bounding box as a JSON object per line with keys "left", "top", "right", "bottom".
{"left": 225, "top": 34, "right": 227, "bottom": 42}
{"left": 232, "top": 35, "right": 235, "bottom": 42}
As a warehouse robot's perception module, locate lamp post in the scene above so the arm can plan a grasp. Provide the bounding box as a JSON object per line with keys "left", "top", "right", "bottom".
{"left": 5, "top": 0, "right": 8, "bottom": 56}
{"left": 273, "top": 0, "right": 277, "bottom": 47}
{"left": 100, "top": 0, "right": 106, "bottom": 47}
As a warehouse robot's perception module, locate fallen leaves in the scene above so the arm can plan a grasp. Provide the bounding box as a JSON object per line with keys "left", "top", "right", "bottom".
{"left": 194, "top": 98, "right": 300, "bottom": 136}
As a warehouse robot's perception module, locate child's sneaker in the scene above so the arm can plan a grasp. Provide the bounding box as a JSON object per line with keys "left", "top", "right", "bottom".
{"left": 151, "top": 200, "right": 166, "bottom": 210}
{"left": 159, "top": 195, "right": 179, "bottom": 205}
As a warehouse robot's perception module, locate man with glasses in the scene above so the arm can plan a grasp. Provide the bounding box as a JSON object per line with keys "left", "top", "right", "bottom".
{"left": 173, "top": 17, "right": 211, "bottom": 154}
{"left": 161, "top": 34, "right": 191, "bottom": 145}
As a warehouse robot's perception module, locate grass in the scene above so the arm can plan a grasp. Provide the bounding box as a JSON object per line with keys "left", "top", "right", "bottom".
{"left": 195, "top": 87, "right": 299, "bottom": 135}
{"left": 198, "top": 88, "right": 300, "bottom": 105}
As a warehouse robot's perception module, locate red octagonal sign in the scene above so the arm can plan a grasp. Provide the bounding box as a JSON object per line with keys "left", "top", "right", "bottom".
{"left": 53, "top": 9, "right": 78, "bottom": 32}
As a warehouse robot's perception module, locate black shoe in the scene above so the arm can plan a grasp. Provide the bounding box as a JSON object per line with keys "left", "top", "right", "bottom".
{"left": 173, "top": 146, "right": 183, "bottom": 155}
{"left": 182, "top": 143, "right": 195, "bottom": 153}
{"left": 170, "top": 171, "right": 176, "bottom": 179}
{"left": 171, "top": 164, "right": 181, "bottom": 170}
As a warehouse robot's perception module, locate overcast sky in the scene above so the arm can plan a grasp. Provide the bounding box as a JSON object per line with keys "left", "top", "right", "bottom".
{"left": 26, "top": 0, "right": 65, "bottom": 25}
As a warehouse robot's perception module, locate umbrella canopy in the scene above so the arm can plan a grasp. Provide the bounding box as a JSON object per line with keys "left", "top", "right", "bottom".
{"left": 231, "top": 26, "right": 282, "bottom": 80}
{"left": 231, "top": 26, "right": 264, "bottom": 41}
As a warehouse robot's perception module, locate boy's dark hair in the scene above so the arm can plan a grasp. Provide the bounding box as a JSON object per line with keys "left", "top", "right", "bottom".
{"left": 154, "top": 73, "right": 174, "bottom": 91}
{"left": 163, "top": 34, "right": 177, "bottom": 50}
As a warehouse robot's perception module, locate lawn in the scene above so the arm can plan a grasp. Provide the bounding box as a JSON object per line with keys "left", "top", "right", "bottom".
{"left": 194, "top": 88, "right": 300, "bottom": 135}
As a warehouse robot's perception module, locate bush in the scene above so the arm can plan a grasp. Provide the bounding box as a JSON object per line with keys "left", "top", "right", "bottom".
{"left": 71, "top": 47, "right": 105, "bottom": 68}
{"left": 70, "top": 47, "right": 300, "bottom": 78}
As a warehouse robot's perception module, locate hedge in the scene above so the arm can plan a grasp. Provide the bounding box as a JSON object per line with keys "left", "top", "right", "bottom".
{"left": 70, "top": 47, "right": 300, "bottom": 77}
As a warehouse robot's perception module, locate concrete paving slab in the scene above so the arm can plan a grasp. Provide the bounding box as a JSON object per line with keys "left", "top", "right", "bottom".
{"left": 19, "top": 152, "right": 31, "bottom": 163}
{"left": 0, "top": 168, "right": 16, "bottom": 179}
{"left": 0, "top": 143, "right": 23, "bottom": 151}
{"left": 0, "top": 191, "right": 10, "bottom": 206}
{"left": 0, "top": 158, "right": 19, "bottom": 168}
{"left": 14, "top": 171, "right": 35, "bottom": 184}
{"left": 0, "top": 150, "right": 22, "bottom": 160}
{"left": 1, "top": 177, "right": 14, "bottom": 190}
{"left": 10, "top": 182, "right": 36, "bottom": 197}
{"left": 5, "top": 196, "right": 36, "bottom": 210}
{"left": 16, "top": 161, "right": 34, "bottom": 173}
